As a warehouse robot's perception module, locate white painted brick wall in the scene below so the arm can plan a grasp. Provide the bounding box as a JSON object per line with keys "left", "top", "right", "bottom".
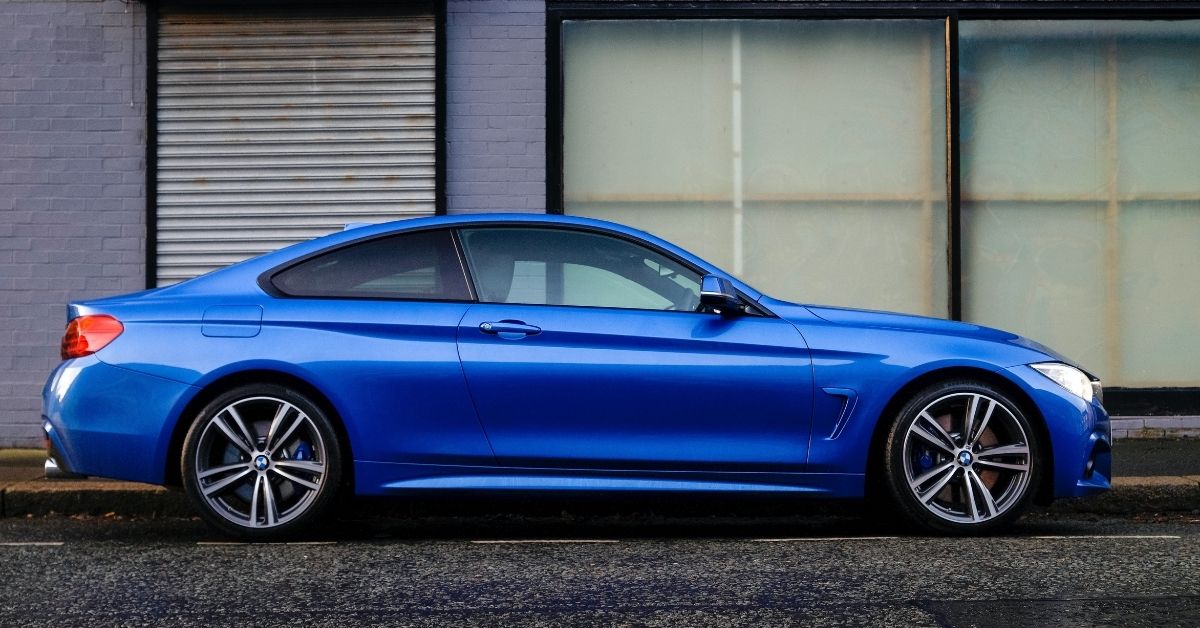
{"left": 445, "top": 0, "right": 546, "bottom": 213}
{"left": 0, "top": 0, "right": 146, "bottom": 447}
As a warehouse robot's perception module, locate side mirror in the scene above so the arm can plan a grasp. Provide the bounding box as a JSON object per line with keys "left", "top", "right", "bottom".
{"left": 699, "top": 275, "right": 744, "bottom": 314}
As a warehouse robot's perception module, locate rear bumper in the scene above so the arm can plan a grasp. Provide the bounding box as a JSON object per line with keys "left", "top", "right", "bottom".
{"left": 1005, "top": 364, "right": 1111, "bottom": 499}
{"left": 42, "top": 355, "right": 198, "bottom": 485}
{"left": 43, "top": 425, "right": 85, "bottom": 478}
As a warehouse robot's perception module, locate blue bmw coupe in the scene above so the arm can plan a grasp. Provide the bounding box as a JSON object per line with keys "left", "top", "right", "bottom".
{"left": 43, "top": 214, "right": 1110, "bottom": 538}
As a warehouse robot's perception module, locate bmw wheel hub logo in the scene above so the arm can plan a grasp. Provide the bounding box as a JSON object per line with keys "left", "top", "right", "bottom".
{"left": 957, "top": 451, "right": 974, "bottom": 467}
{"left": 254, "top": 455, "right": 269, "bottom": 471}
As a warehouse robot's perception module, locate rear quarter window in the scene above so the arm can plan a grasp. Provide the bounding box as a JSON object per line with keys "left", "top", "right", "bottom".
{"left": 271, "top": 229, "right": 471, "bottom": 301}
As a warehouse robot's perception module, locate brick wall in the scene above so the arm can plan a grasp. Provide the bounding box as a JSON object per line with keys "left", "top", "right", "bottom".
{"left": 445, "top": 0, "right": 546, "bottom": 213}
{"left": 0, "top": 0, "right": 146, "bottom": 447}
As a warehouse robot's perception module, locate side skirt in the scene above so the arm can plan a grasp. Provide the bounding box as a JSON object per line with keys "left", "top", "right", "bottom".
{"left": 354, "top": 461, "right": 865, "bottom": 498}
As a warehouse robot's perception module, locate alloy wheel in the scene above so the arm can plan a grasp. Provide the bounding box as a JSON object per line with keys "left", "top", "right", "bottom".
{"left": 192, "top": 395, "right": 328, "bottom": 529}
{"left": 901, "top": 392, "right": 1032, "bottom": 525}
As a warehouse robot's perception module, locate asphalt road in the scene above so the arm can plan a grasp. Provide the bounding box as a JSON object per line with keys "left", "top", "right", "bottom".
{"left": 1113, "top": 438, "right": 1200, "bottom": 476}
{"left": 1, "top": 512, "right": 1197, "bottom": 627}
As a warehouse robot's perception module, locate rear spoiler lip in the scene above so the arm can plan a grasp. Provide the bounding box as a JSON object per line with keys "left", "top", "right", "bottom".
{"left": 66, "top": 302, "right": 97, "bottom": 322}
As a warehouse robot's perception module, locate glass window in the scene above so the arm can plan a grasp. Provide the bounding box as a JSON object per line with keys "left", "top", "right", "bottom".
{"left": 562, "top": 19, "right": 948, "bottom": 317}
{"left": 271, "top": 229, "right": 471, "bottom": 301}
{"left": 961, "top": 21, "right": 1200, "bottom": 386}
{"left": 458, "top": 228, "right": 703, "bottom": 311}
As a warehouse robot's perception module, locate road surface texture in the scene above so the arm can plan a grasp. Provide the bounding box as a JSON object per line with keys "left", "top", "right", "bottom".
{"left": 1, "top": 507, "right": 1197, "bottom": 627}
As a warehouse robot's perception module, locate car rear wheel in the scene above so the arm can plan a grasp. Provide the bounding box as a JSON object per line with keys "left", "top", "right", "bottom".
{"left": 883, "top": 380, "right": 1041, "bottom": 534}
{"left": 181, "top": 384, "right": 342, "bottom": 540}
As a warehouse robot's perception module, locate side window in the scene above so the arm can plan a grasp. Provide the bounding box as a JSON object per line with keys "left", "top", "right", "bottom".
{"left": 458, "top": 227, "right": 702, "bottom": 311}
{"left": 271, "top": 229, "right": 471, "bottom": 301}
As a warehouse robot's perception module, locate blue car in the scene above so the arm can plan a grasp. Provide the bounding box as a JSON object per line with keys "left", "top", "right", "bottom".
{"left": 43, "top": 214, "right": 1110, "bottom": 538}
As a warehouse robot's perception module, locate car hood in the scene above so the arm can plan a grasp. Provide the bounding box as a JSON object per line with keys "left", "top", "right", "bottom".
{"left": 804, "top": 304, "right": 1014, "bottom": 340}
{"left": 764, "top": 299, "right": 1082, "bottom": 369}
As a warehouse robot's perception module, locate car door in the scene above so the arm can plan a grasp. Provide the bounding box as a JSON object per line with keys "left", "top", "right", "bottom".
{"left": 455, "top": 226, "right": 813, "bottom": 471}
{"left": 262, "top": 227, "right": 495, "bottom": 467}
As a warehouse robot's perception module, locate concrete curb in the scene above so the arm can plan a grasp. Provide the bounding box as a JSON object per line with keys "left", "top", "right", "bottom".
{"left": 2, "top": 476, "right": 1199, "bottom": 519}
{"left": 1, "top": 479, "right": 193, "bottom": 518}
{"left": 1110, "top": 417, "right": 1200, "bottom": 440}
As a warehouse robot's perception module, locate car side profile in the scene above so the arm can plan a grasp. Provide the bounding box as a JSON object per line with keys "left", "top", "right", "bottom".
{"left": 43, "top": 214, "right": 1111, "bottom": 539}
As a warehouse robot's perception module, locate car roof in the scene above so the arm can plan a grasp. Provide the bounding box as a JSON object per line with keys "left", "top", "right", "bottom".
{"left": 342, "top": 212, "right": 643, "bottom": 237}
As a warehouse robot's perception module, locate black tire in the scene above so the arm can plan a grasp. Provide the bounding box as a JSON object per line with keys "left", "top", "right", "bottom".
{"left": 882, "top": 379, "right": 1042, "bottom": 535}
{"left": 181, "top": 384, "right": 343, "bottom": 540}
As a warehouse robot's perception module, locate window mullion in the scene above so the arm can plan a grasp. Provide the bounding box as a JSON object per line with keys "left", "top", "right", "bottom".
{"left": 946, "top": 14, "right": 963, "bottom": 321}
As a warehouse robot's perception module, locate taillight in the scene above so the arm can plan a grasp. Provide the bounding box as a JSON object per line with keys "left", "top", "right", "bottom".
{"left": 60, "top": 315, "right": 124, "bottom": 360}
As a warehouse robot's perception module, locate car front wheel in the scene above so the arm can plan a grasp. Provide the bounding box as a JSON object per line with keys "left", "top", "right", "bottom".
{"left": 883, "top": 380, "right": 1041, "bottom": 534}
{"left": 181, "top": 384, "right": 342, "bottom": 540}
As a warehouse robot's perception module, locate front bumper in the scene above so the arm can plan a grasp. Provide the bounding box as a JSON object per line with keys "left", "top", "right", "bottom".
{"left": 42, "top": 355, "right": 198, "bottom": 485}
{"left": 1005, "top": 364, "right": 1111, "bottom": 499}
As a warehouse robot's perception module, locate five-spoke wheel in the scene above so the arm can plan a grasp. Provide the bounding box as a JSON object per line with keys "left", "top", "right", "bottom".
{"left": 182, "top": 385, "right": 342, "bottom": 540}
{"left": 884, "top": 380, "right": 1040, "bottom": 534}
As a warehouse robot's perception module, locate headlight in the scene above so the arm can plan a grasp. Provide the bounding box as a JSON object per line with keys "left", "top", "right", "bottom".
{"left": 1031, "top": 362, "right": 1095, "bottom": 403}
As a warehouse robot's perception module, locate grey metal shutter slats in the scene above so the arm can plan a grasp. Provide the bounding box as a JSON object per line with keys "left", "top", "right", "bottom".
{"left": 155, "top": 13, "right": 436, "bottom": 285}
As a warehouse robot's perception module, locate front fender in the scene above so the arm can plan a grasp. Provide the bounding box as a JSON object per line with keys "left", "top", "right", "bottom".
{"left": 793, "top": 309, "right": 1059, "bottom": 477}
{"left": 806, "top": 356, "right": 1019, "bottom": 475}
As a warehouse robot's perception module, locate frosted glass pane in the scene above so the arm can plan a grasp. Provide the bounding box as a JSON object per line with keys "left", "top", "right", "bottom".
{"left": 961, "top": 20, "right": 1200, "bottom": 386}
{"left": 740, "top": 21, "right": 946, "bottom": 197}
{"left": 744, "top": 202, "right": 947, "bottom": 316}
{"left": 960, "top": 37, "right": 1106, "bottom": 198}
{"left": 962, "top": 203, "right": 1107, "bottom": 376}
{"left": 564, "top": 20, "right": 949, "bottom": 318}
{"left": 1118, "top": 42, "right": 1200, "bottom": 197}
{"left": 563, "top": 21, "right": 731, "bottom": 199}
{"left": 1118, "top": 202, "right": 1200, "bottom": 386}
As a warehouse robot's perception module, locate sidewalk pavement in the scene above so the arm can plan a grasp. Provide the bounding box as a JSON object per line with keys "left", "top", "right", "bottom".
{"left": 2, "top": 441, "right": 1199, "bottom": 518}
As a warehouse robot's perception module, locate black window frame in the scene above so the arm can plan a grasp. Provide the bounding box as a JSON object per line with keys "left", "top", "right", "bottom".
{"left": 545, "top": 1, "right": 1200, "bottom": 413}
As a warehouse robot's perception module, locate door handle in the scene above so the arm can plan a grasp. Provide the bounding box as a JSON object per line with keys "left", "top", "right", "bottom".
{"left": 479, "top": 320, "right": 541, "bottom": 337}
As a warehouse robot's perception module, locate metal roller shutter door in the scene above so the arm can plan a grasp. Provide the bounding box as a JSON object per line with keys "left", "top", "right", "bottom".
{"left": 155, "top": 11, "right": 436, "bottom": 286}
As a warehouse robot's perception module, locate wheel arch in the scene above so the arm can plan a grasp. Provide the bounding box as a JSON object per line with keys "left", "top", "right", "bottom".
{"left": 164, "top": 369, "right": 353, "bottom": 488}
{"left": 864, "top": 365, "right": 1055, "bottom": 506}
